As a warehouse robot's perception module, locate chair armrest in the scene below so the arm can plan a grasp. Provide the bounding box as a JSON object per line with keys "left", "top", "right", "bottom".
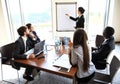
{"left": 97, "top": 61, "right": 109, "bottom": 64}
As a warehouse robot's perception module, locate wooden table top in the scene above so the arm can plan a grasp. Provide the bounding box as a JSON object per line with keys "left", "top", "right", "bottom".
{"left": 14, "top": 46, "right": 77, "bottom": 78}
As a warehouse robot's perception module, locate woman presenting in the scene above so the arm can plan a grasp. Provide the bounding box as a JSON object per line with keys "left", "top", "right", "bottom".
{"left": 66, "top": 7, "right": 85, "bottom": 29}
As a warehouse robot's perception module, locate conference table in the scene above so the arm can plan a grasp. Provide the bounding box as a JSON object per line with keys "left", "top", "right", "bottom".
{"left": 14, "top": 46, "right": 77, "bottom": 84}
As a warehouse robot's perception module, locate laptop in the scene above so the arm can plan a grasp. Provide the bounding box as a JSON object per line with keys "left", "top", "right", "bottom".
{"left": 24, "top": 40, "right": 45, "bottom": 57}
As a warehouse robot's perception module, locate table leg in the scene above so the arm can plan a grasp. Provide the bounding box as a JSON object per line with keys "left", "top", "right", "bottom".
{"left": 73, "top": 76, "right": 76, "bottom": 84}
{"left": 25, "top": 81, "right": 28, "bottom": 84}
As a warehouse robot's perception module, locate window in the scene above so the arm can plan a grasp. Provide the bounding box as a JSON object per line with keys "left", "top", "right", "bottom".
{"left": 6, "top": 0, "right": 52, "bottom": 41}
{"left": 88, "top": 0, "right": 109, "bottom": 41}
{"left": 21, "top": 0, "right": 52, "bottom": 40}
{"left": 78, "top": 0, "right": 110, "bottom": 41}
{"left": 5, "top": 0, "right": 110, "bottom": 41}
{"left": 6, "top": 0, "right": 22, "bottom": 40}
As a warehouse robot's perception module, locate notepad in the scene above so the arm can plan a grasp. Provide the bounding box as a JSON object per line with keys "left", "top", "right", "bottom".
{"left": 53, "top": 54, "right": 71, "bottom": 72}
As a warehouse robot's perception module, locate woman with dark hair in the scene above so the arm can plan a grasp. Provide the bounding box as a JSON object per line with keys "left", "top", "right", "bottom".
{"left": 66, "top": 7, "right": 85, "bottom": 29}
{"left": 68, "top": 29, "right": 95, "bottom": 83}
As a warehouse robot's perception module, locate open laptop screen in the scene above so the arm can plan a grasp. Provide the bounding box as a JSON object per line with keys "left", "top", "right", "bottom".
{"left": 24, "top": 40, "right": 45, "bottom": 56}
{"left": 34, "top": 40, "right": 45, "bottom": 56}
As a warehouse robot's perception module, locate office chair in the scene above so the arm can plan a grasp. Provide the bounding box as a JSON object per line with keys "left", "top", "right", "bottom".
{"left": 95, "top": 50, "right": 115, "bottom": 74}
{"left": 0, "top": 42, "right": 20, "bottom": 84}
{"left": 95, "top": 35, "right": 104, "bottom": 48}
{"left": 92, "top": 34, "right": 104, "bottom": 51}
{"left": 105, "top": 50, "right": 115, "bottom": 74}
{"left": 93, "top": 56, "right": 120, "bottom": 84}
{"left": 93, "top": 35, "right": 115, "bottom": 74}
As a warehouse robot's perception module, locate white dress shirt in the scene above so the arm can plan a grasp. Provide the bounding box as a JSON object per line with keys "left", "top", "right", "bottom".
{"left": 70, "top": 45, "right": 95, "bottom": 78}
{"left": 22, "top": 36, "right": 30, "bottom": 59}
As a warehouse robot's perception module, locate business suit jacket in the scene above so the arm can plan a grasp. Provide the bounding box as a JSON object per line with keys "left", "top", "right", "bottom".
{"left": 28, "top": 31, "right": 41, "bottom": 44}
{"left": 70, "top": 15, "right": 85, "bottom": 28}
{"left": 32, "top": 31, "right": 41, "bottom": 43}
{"left": 92, "top": 36, "right": 115, "bottom": 69}
{"left": 13, "top": 37, "right": 35, "bottom": 59}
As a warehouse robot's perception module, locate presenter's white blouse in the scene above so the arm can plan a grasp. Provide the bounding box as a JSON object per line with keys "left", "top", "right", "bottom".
{"left": 70, "top": 45, "right": 95, "bottom": 78}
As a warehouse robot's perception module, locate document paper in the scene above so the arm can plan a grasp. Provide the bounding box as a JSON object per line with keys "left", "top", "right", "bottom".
{"left": 53, "top": 54, "right": 71, "bottom": 70}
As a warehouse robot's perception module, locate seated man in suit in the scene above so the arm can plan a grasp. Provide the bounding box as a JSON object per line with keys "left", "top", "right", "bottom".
{"left": 13, "top": 26, "right": 36, "bottom": 81}
{"left": 92, "top": 26, "right": 115, "bottom": 69}
{"left": 26, "top": 23, "right": 41, "bottom": 43}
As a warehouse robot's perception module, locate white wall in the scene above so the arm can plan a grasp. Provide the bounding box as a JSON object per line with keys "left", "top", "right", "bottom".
{"left": 108, "top": 0, "right": 120, "bottom": 42}
{"left": 0, "top": 0, "right": 12, "bottom": 80}
{"left": 0, "top": 0, "right": 12, "bottom": 46}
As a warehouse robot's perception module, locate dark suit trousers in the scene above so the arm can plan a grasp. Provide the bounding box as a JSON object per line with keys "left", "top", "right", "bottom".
{"left": 25, "top": 67, "right": 33, "bottom": 75}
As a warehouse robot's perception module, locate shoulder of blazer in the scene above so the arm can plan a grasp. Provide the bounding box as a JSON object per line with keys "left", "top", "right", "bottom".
{"left": 80, "top": 15, "right": 84, "bottom": 18}
{"left": 109, "top": 36, "right": 114, "bottom": 42}
{"left": 106, "top": 37, "right": 114, "bottom": 44}
{"left": 15, "top": 37, "right": 24, "bottom": 47}
{"left": 32, "top": 31, "right": 37, "bottom": 35}
{"left": 17, "top": 37, "right": 23, "bottom": 43}
{"left": 100, "top": 38, "right": 114, "bottom": 50}
{"left": 78, "top": 15, "right": 84, "bottom": 21}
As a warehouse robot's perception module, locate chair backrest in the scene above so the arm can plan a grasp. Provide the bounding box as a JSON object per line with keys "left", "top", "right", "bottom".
{"left": 94, "top": 50, "right": 115, "bottom": 70}
{"left": 0, "top": 42, "right": 15, "bottom": 64}
{"left": 106, "top": 50, "right": 115, "bottom": 64}
{"left": 110, "top": 56, "right": 120, "bottom": 81}
{"left": 95, "top": 35, "right": 104, "bottom": 47}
